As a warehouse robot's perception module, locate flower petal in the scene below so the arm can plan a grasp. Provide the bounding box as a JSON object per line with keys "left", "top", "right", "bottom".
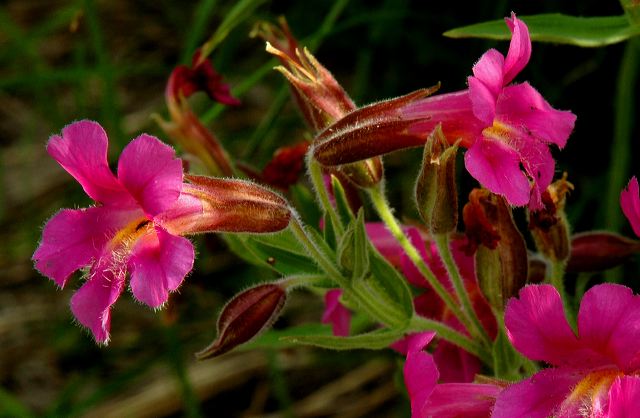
{"left": 621, "top": 176, "right": 640, "bottom": 238}
{"left": 321, "top": 289, "right": 351, "bottom": 337}
{"left": 492, "top": 368, "right": 582, "bottom": 418}
{"left": 128, "top": 227, "right": 194, "bottom": 308}
{"left": 47, "top": 120, "right": 131, "bottom": 205}
{"left": 402, "top": 332, "right": 438, "bottom": 418}
{"left": 117, "top": 134, "right": 183, "bottom": 216}
{"left": 468, "top": 49, "right": 504, "bottom": 124}
{"left": 607, "top": 376, "right": 640, "bottom": 417}
{"left": 433, "top": 338, "right": 482, "bottom": 383}
{"left": 70, "top": 261, "right": 127, "bottom": 344}
{"left": 504, "top": 284, "right": 579, "bottom": 366}
{"left": 33, "top": 206, "right": 136, "bottom": 287}
{"left": 424, "top": 383, "right": 500, "bottom": 418}
{"left": 576, "top": 283, "right": 640, "bottom": 371}
{"left": 503, "top": 13, "right": 531, "bottom": 85}
{"left": 464, "top": 137, "right": 531, "bottom": 206}
{"left": 497, "top": 83, "right": 576, "bottom": 149}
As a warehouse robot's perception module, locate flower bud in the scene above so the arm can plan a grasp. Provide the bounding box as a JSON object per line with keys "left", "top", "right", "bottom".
{"left": 464, "top": 189, "right": 527, "bottom": 311}
{"left": 312, "top": 87, "right": 440, "bottom": 166}
{"left": 528, "top": 175, "right": 573, "bottom": 263}
{"left": 177, "top": 175, "right": 292, "bottom": 234}
{"left": 415, "top": 125, "right": 458, "bottom": 234}
{"left": 566, "top": 231, "right": 640, "bottom": 273}
{"left": 196, "top": 283, "right": 287, "bottom": 359}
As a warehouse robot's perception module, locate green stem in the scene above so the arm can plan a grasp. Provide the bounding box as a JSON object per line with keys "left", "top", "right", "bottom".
{"left": 308, "top": 159, "right": 345, "bottom": 236}
{"left": 409, "top": 316, "right": 492, "bottom": 365}
{"left": 434, "top": 234, "right": 492, "bottom": 346}
{"left": 289, "top": 216, "right": 346, "bottom": 287}
{"left": 280, "top": 273, "right": 328, "bottom": 289}
{"left": 367, "top": 185, "right": 479, "bottom": 342}
{"left": 550, "top": 259, "right": 575, "bottom": 330}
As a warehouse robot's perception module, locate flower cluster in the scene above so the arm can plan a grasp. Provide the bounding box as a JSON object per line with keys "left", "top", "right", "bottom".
{"left": 31, "top": 9, "right": 640, "bottom": 418}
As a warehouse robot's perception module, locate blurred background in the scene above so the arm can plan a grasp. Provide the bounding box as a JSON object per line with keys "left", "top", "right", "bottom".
{"left": 1, "top": 0, "right": 638, "bottom": 417}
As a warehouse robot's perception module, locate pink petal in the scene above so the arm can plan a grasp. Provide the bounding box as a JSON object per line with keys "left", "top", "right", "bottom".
{"left": 402, "top": 332, "right": 438, "bottom": 418}
{"left": 504, "top": 125, "right": 555, "bottom": 210}
{"left": 464, "top": 137, "right": 531, "bottom": 206}
{"left": 504, "top": 284, "right": 580, "bottom": 366}
{"left": 128, "top": 227, "right": 194, "bottom": 308}
{"left": 117, "top": 134, "right": 183, "bottom": 216}
{"left": 423, "top": 383, "right": 500, "bottom": 418}
{"left": 433, "top": 338, "right": 482, "bottom": 383}
{"left": 33, "top": 206, "right": 137, "bottom": 287}
{"left": 503, "top": 13, "right": 531, "bottom": 85}
{"left": 492, "top": 368, "right": 582, "bottom": 418}
{"left": 47, "top": 120, "right": 132, "bottom": 206}
{"left": 366, "top": 222, "right": 405, "bottom": 267}
{"left": 576, "top": 283, "right": 640, "bottom": 371}
{"left": 497, "top": 83, "right": 576, "bottom": 148}
{"left": 321, "top": 289, "right": 351, "bottom": 337}
{"left": 607, "top": 376, "right": 640, "bottom": 417}
{"left": 468, "top": 49, "right": 504, "bottom": 124}
{"left": 70, "top": 259, "right": 127, "bottom": 344}
{"left": 621, "top": 177, "right": 640, "bottom": 237}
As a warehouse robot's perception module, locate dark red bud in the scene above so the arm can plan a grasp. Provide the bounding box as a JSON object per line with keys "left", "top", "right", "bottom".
{"left": 260, "top": 141, "right": 310, "bottom": 190}
{"left": 196, "top": 283, "right": 287, "bottom": 359}
{"left": 566, "top": 231, "right": 640, "bottom": 273}
{"left": 312, "top": 87, "right": 440, "bottom": 166}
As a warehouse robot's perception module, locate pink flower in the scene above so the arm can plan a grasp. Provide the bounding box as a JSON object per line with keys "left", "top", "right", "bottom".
{"left": 33, "top": 121, "right": 198, "bottom": 343}
{"left": 401, "top": 332, "right": 501, "bottom": 418}
{"left": 407, "top": 13, "right": 575, "bottom": 209}
{"left": 494, "top": 283, "right": 640, "bottom": 417}
{"left": 321, "top": 289, "right": 351, "bottom": 337}
{"left": 621, "top": 176, "right": 640, "bottom": 237}
{"left": 314, "top": 14, "right": 576, "bottom": 209}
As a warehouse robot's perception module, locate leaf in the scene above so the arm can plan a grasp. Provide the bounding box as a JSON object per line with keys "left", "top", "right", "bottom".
{"left": 336, "top": 210, "right": 369, "bottom": 281}
{"left": 282, "top": 327, "right": 403, "bottom": 350}
{"left": 331, "top": 175, "right": 356, "bottom": 225}
{"left": 223, "top": 234, "right": 317, "bottom": 276}
{"left": 491, "top": 328, "right": 523, "bottom": 380}
{"left": 242, "top": 323, "right": 333, "bottom": 350}
{"left": 444, "top": 14, "right": 640, "bottom": 47}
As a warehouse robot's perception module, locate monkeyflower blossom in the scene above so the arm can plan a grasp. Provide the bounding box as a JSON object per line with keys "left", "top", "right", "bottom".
{"left": 33, "top": 121, "right": 290, "bottom": 343}
{"left": 493, "top": 283, "right": 640, "bottom": 416}
{"left": 314, "top": 14, "right": 576, "bottom": 208}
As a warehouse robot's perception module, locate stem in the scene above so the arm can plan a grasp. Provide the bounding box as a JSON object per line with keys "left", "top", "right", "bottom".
{"left": 550, "top": 259, "right": 576, "bottom": 330}
{"left": 434, "top": 234, "right": 492, "bottom": 346}
{"left": 280, "top": 273, "right": 328, "bottom": 289}
{"left": 308, "top": 158, "right": 345, "bottom": 236}
{"left": 409, "top": 316, "right": 492, "bottom": 365}
{"left": 289, "top": 216, "right": 346, "bottom": 287}
{"left": 367, "top": 184, "right": 480, "bottom": 342}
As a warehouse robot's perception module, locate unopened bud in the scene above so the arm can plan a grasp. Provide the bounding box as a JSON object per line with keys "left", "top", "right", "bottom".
{"left": 464, "top": 189, "right": 528, "bottom": 311}
{"left": 528, "top": 175, "right": 573, "bottom": 263}
{"left": 312, "top": 87, "right": 440, "bottom": 166}
{"left": 339, "top": 157, "right": 384, "bottom": 189}
{"left": 566, "top": 231, "right": 640, "bottom": 273}
{"left": 415, "top": 125, "right": 458, "bottom": 234}
{"left": 527, "top": 253, "right": 548, "bottom": 284}
{"left": 196, "top": 283, "right": 287, "bottom": 359}
{"left": 179, "top": 175, "right": 292, "bottom": 234}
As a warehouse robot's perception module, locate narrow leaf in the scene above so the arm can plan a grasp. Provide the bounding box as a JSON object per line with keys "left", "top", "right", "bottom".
{"left": 282, "top": 327, "right": 403, "bottom": 350}
{"left": 444, "top": 14, "right": 640, "bottom": 47}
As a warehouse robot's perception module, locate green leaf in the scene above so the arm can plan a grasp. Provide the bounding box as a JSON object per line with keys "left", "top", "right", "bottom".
{"left": 336, "top": 210, "right": 369, "bottom": 281}
{"left": 223, "top": 234, "right": 317, "bottom": 276}
{"left": 201, "top": 0, "right": 269, "bottom": 55}
{"left": 444, "top": 14, "right": 640, "bottom": 47}
{"left": 250, "top": 229, "right": 309, "bottom": 257}
{"left": 242, "top": 324, "right": 332, "bottom": 350}
{"left": 282, "top": 327, "right": 403, "bottom": 350}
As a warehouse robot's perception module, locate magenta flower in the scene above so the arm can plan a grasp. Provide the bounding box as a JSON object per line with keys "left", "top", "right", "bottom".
{"left": 33, "top": 120, "right": 198, "bottom": 343}
{"left": 494, "top": 283, "right": 640, "bottom": 416}
{"left": 401, "top": 332, "right": 501, "bottom": 418}
{"left": 314, "top": 14, "right": 576, "bottom": 209}
{"left": 621, "top": 176, "right": 640, "bottom": 237}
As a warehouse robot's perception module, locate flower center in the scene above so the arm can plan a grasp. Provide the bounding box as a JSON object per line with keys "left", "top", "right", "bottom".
{"left": 562, "top": 368, "right": 623, "bottom": 415}
{"left": 107, "top": 217, "right": 154, "bottom": 254}
{"left": 482, "top": 120, "right": 513, "bottom": 142}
